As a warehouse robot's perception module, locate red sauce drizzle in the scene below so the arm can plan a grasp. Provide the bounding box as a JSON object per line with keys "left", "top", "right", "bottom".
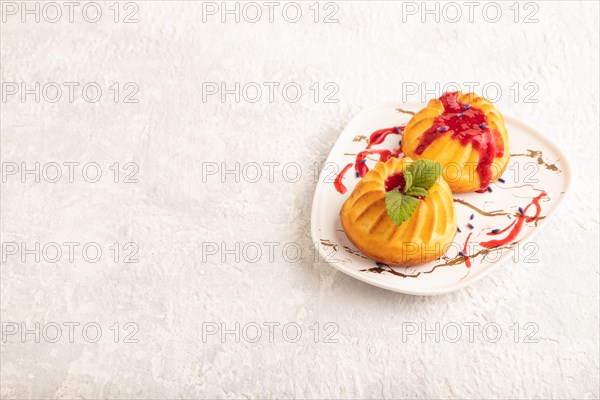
{"left": 333, "top": 163, "right": 353, "bottom": 194}
{"left": 480, "top": 192, "right": 547, "bottom": 249}
{"left": 355, "top": 148, "right": 402, "bottom": 178}
{"left": 413, "top": 92, "right": 504, "bottom": 190}
{"left": 333, "top": 126, "right": 404, "bottom": 194}
{"left": 463, "top": 232, "right": 473, "bottom": 268}
{"left": 367, "top": 126, "right": 404, "bottom": 149}
{"left": 486, "top": 219, "right": 516, "bottom": 236}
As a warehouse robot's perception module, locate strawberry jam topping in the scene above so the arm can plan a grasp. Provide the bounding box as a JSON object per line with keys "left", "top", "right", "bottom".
{"left": 413, "top": 92, "right": 504, "bottom": 190}
{"left": 384, "top": 173, "right": 406, "bottom": 192}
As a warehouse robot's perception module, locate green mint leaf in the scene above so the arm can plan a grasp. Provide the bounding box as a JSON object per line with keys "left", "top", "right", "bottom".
{"left": 402, "top": 170, "right": 413, "bottom": 193}
{"left": 405, "top": 187, "right": 428, "bottom": 198}
{"left": 385, "top": 191, "right": 420, "bottom": 226}
{"left": 406, "top": 160, "right": 441, "bottom": 191}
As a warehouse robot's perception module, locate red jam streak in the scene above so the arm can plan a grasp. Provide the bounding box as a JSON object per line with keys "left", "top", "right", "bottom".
{"left": 384, "top": 172, "right": 406, "bottom": 192}
{"left": 333, "top": 163, "right": 353, "bottom": 194}
{"left": 333, "top": 126, "right": 404, "bottom": 194}
{"left": 463, "top": 232, "right": 473, "bottom": 268}
{"left": 413, "top": 92, "right": 504, "bottom": 190}
{"left": 480, "top": 192, "right": 547, "bottom": 249}
{"left": 355, "top": 148, "right": 402, "bottom": 178}
{"left": 367, "top": 126, "right": 405, "bottom": 149}
{"left": 486, "top": 219, "right": 516, "bottom": 236}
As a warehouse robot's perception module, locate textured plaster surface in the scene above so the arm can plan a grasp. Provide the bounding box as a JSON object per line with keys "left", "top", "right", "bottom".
{"left": 0, "top": 1, "right": 599, "bottom": 399}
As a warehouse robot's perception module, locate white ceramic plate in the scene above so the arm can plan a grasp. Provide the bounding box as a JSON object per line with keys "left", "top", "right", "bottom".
{"left": 311, "top": 102, "right": 571, "bottom": 295}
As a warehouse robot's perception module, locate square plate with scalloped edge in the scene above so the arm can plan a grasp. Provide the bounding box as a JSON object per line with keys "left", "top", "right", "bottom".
{"left": 310, "top": 102, "right": 571, "bottom": 295}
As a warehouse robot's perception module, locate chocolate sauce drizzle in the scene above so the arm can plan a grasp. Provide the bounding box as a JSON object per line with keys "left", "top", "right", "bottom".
{"left": 352, "top": 135, "right": 369, "bottom": 144}
{"left": 511, "top": 149, "right": 561, "bottom": 172}
{"left": 453, "top": 199, "right": 510, "bottom": 217}
{"left": 395, "top": 107, "right": 416, "bottom": 115}
{"left": 360, "top": 242, "right": 518, "bottom": 279}
{"left": 320, "top": 239, "right": 338, "bottom": 252}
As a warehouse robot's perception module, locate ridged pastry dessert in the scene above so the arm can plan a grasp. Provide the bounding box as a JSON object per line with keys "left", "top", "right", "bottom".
{"left": 402, "top": 91, "right": 510, "bottom": 193}
{"left": 340, "top": 157, "right": 457, "bottom": 266}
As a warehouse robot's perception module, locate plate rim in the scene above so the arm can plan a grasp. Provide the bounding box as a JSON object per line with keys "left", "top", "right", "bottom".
{"left": 310, "top": 101, "right": 572, "bottom": 296}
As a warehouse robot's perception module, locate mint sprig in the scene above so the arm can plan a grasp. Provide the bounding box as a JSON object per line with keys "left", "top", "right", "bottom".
{"left": 384, "top": 191, "right": 420, "bottom": 226}
{"left": 403, "top": 170, "right": 413, "bottom": 192}
{"left": 405, "top": 187, "right": 428, "bottom": 198}
{"left": 385, "top": 160, "right": 442, "bottom": 226}
{"left": 409, "top": 159, "right": 442, "bottom": 191}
